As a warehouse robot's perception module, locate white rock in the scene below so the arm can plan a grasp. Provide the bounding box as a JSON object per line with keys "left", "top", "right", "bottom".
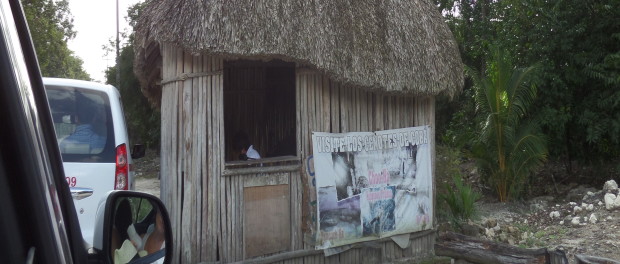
{"left": 581, "top": 203, "right": 587, "bottom": 208}
{"left": 587, "top": 191, "right": 595, "bottom": 196}
{"left": 603, "top": 180, "right": 618, "bottom": 192}
{"left": 605, "top": 193, "right": 617, "bottom": 210}
{"left": 607, "top": 216, "right": 613, "bottom": 221}
{"left": 589, "top": 213, "right": 597, "bottom": 224}
{"left": 485, "top": 228, "right": 495, "bottom": 238}
{"left": 569, "top": 202, "right": 577, "bottom": 206}
{"left": 573, "top": 206, "right": 583, "bottom": 214}
{"left": 571, "top": 217, "right": 581, "bottom": 226}
{"left": 549, "top": 211, "right": 561, "bottom": 219}
{"left": 614, "top": 196, "right": 620, "bottom": 208}
{"left": 493, "top": 224, "right": 501, "bottom": 232}
{"left": 560, "top": 221, "right": 565, "bottom": 225}
{"left": 586, "top": 204, "right": 594, "bottom": 211}
{"left": 599, "top": 201, "right": 604, "bottom": 206}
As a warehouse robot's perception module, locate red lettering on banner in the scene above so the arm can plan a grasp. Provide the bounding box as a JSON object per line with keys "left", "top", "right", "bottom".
{"left": 366, "top": 190, "right": 393, "bottom": 201}
{"left": 368, "top": 169, "right": 389, "bottom": 185}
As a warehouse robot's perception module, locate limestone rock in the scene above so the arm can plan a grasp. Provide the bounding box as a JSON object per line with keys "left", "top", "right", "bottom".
{"left": 605, "top": 193, "right": 617, "bottom": 210}
{"left": 573, "top": 206, "right": 583, "bottom": 214}
{"left": 485, "top": 218, "right": 497, "bottom": 228}
{"left": 603, "top": 180, "right": 618, "bottom": 192}
{"left": 485, "top": 228, "right": 495, "bottom": 238}
{"left": 589, "top": 213, "right": 597, "bottom": 224}
{"left": 549, "top": 211, "right": 561, "bottom": 219}
{"left": 571, "top": 217, "right": 581, "bottom": 226}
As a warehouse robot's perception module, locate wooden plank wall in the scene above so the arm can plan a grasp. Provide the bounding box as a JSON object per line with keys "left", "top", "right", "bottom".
{"left": 160, "top": 45, "right": 224, "bottom": 263}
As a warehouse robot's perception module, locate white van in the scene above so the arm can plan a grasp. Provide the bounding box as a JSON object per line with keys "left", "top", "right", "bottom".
{"left": 43, "top": 78, "right": 144, "bottom": 247}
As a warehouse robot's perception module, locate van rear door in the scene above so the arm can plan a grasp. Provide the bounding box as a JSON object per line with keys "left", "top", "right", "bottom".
{"left": 45, "top": 85, "right": 116, "bottom": 246}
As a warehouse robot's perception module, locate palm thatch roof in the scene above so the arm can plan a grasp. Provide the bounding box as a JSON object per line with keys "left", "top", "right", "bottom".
{"left": 134, "top": 0, "right": 464, "bottom": 105}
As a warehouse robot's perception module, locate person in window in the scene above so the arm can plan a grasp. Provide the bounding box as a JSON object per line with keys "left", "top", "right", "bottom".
{"left": 233, "top": 131, "right": 260, "bottom": 160}
{"left": 59, "top": 105, "right": 106, "bottom": 153}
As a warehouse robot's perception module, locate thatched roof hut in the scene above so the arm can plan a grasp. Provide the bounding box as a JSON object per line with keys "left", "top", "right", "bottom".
{"left": 135, "top": 0, "right": 463, "bottom": 106}
{"left": 134, "top": 1, "right": 463, "bottom": 263}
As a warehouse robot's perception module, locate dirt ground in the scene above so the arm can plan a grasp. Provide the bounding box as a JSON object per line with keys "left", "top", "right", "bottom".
{"left": 437, "top": 156, "right": 620, "bottom": 263}
{"left": 133, "top": 150, "right": 160, "bottom": 198}
{"left": 471, "top": 194, "right": 620, "bottom": 262}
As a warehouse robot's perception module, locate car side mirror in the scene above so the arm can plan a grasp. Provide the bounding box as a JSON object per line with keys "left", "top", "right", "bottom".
{"left": 131, "top": 144, "right": 145, "bottom": 159}
{"left": 92, "top": 191, "right": 172, "bottom": 264}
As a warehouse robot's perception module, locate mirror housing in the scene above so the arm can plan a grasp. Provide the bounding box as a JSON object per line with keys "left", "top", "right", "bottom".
{"left": 93, "top": 191, "right": 172, "bottom": 264}
{"left": 131, "top": 144, "right": 146, "bottom": 159}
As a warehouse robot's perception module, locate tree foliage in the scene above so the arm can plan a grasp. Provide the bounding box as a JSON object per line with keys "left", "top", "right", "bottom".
{"left": 436, "top": 0, "right": 620, "bottom": 179}
{"left": 105, "top": 1, "right": 160, "bottom": 149}
{"left": 21, "top": 0, "right": 89, "bottom": 80}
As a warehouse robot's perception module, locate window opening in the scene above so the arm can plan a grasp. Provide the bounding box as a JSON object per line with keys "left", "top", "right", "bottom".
{"left": 224, "top": 60, "right": 297, "bottom": 164}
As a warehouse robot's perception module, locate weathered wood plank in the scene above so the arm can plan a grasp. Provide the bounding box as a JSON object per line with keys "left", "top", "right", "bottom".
{"left": 216, "top": 58, "right": 229, "bottom": 262}
{"left": 329, "top": 80, "right": 339, "bottom": 133}
{"left": 322, "top": 75, "right": 330, "bottom": 133}
{"left": 339, "top": 85, "right": 348, "bottom": 132}
{"left": 374, "top": 93, "right": 382, "bottom": 131}
{"left": 291, "top": 171, "right": 302, "bottom": 251}
{"left": 216, "top": 57, "right": 226, "bottom": 261}
{"left": 314, "top": 73, "right": 322, "bottom": 133}
{"left": 197, "top": 54, "right": 208, "bottom": 261}
{"left": 435, "top": 232, "right": 549, "bottom": 264}
{"left": 180, "top": 50, "right": 194, "bottom": 263}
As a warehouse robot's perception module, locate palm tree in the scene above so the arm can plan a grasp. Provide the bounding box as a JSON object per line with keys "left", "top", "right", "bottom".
{"left": 470, "top": 49, "right": 547, "bottom": 202}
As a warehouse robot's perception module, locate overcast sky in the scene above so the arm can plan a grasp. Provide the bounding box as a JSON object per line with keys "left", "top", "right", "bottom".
{"left": 67, "top": 0, "right": 142, "bottom": 83}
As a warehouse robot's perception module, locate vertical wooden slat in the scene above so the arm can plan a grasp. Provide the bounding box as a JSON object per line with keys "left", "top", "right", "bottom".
{"left": 340, "top": 85, "right": 348, "bottom": 132}
{"left": 359, "top": 90, "right": 367, "bottom": 131}
{"left": 355, "top": 88, "right": 361, "bottom": 131}
{"left": 216, "top": 57, "right": 226, "bottom": 261}
{"left": 297, "top": 71, "right": 309, "bottom": 250}
{"left": 429, "top": 97, "right": 437, "bottom": 234}
{"left": 174, "top": 46, "right": 184, "bottom": 263}
{"left": 290, "top": 170, "right": 302, "bottom": 250}
{"left": 180, "top": 50, "right": 192, "bottom": 264}
{"left": 374, "top": 93, "right": 382, "bottom": 131}
{"left": 313, "top": 74, "right": 321, "bottom": 133}
{"left": 308, "top": 72, "right": 315, "bottom": 138}
{"left": 192, "top": 53, "right": 202, "bottom": 261}
{"left": 322, "top": 75, "right": 330, "bottom": 133}
{"left": 237, "top": 175, "right": 242, "bottom": 260}
{"left": 329, "top": 80, "right": 338, "bottom": 133}
{"left": 199, "top": 55, "right": 209, "bottom": 261}
{"left": 348, "top": 86, "right": 355, "bottom": 132}
{"left": 216, "top": 58, "right": 228, "bottom": 262}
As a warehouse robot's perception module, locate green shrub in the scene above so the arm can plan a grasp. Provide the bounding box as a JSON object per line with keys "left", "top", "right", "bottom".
{"left": 438, "top": 174, "right": 481, "bottom": 230}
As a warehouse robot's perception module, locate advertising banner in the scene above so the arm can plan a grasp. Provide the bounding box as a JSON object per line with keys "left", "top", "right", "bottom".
{"left": 312, "top": 126, "right": 433, "bottom": 249}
